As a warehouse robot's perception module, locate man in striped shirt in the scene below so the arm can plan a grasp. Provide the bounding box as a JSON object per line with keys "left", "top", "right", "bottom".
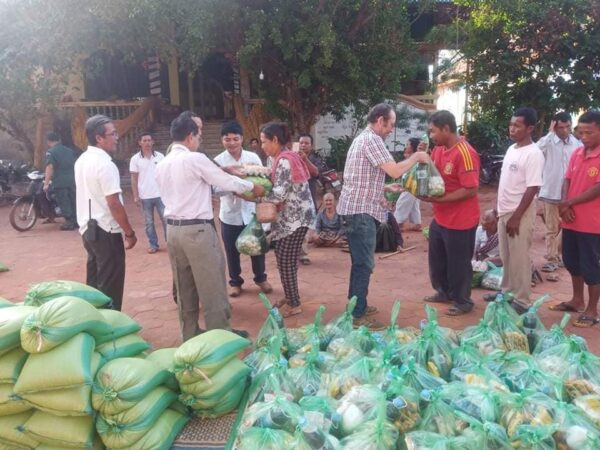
{"left": 420, "top": 110, "right": 481, "bottom": 316}
{"left": 338, "top": 103, "right": 429, "bottom": 328}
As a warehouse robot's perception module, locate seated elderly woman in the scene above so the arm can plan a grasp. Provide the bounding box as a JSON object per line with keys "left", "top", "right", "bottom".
{"left": 311, "top": 193, "right": 345, "bottom": 247}
{"left": 474, "top": 208, "right": 502, "bottom": 266}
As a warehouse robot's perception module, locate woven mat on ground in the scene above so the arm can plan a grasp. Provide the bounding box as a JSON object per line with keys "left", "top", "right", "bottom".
{"left": 171, "top": 413, "right": 236, "bottom": 450}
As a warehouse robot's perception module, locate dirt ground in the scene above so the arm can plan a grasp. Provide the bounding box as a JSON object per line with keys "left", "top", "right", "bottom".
{"left": 0, "top": 185, "right": 597, "bottom": 353}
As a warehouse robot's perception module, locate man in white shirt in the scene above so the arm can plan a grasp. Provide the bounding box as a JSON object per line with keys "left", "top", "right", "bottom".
{"left": 75, "top": 115, "right": 137, "bottom": 311}
{"left": 536, "top": 112, "right": 580, "bottom": 264}
{"left": 488, "top": 108, "right": 545, "bottom": 312}
{"left": 129, "top": 132, "right": 166, "bottom": 254}
{"left": 155, "top": 111, "right": 265, "bottom": 341}
{"left": 214, "top": 121, "right": 272, "bottom": 298}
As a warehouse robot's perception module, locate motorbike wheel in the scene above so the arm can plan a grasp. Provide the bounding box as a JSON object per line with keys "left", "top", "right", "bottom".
{"left": 479, "top": 168, "right": 492, "bottom": 185}
{"left": 9, "top": 197, "right": 37, "bottom": 231}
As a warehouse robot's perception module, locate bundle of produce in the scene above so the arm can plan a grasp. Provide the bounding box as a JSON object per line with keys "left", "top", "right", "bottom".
{"left": 24, "top": 279, "right": 111, "bottom": 308}
{"left": 402, "top": 162, "right": 445, "bottom": 197}
{"left": 384, "top": 180, "right": 402, "bottom": 203}
{"left": 327, "top": 325, "right": 380, "bottom": 361}
{"left": 236, "top": 214, "right": 269, "bottom": 256}
{"left": 322, "top": 356, "right": 374, "bottom": 399}
{"left": 485, "top": 302, "right": 529, "bottom": 353}
{"left": 418, "top": 388, "right": 469, "bottom": 436}
{"left": 286, "top": 305, "right": 327, "bottom": 355}
{"left": 15, "top": 333, "right": 102, "bottom": 417}
{"left": 174, "top": 329, "right": 251, "bottom": 417}
{"left": 238, "top": 165, "right": 273, "bottom": 200}
{"left": 20, "top": 296, "right": 112, "bottom": 354}
{"left": 0, "top": 410, "right": 40, "bottom": 449}
{"left": 21, "top": 410, "right": 103, "bottom": 449}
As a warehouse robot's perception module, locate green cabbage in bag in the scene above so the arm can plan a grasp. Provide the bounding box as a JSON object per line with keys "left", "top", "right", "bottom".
{"left": 24, "top": 280, "right": 111, "bottom": 308}
{"left": 241, "top": 175, "right": 273, "bottom": 200}
{"left": 236, "top": 214, "right": 269, "bottom": 256}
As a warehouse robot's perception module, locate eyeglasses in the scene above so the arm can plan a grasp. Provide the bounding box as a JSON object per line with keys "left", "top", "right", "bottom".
{"left": 104, "top": 131, "right": 119, "bottom": 137}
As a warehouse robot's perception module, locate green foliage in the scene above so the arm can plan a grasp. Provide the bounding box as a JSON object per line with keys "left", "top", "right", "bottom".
{"left": 465, "top": 120, "right": 509, "bottom": 155}
{"left": 325, "top": 136, "right": 355, "bottom": 173}
{"left": 431, "top": 0, "right": 600, "bottom": 129}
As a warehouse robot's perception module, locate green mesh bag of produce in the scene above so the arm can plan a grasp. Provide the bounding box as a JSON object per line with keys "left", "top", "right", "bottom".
{"left": 0, "top": 347, "right": 28, "bottom": 384}
{"left": 20, "top": 296, "right": 112, "bottom": 353}
{"left": 173, "top": 329, "right": 250, "bottom": 384}
{"left": 0, "top": 410, "right": 39, "bottom": 449}
{"left": 96, "top": 333, "right": 150, "bottom": 361}
{"left": 0, "top": 306, "right": 37, "bottom": 356}
{"left": 0, "top": 383, "right": 31, "bottom": 416}
{"left": 24, "top": 280, "right": 111, "bottom": 308}
{"left": 96, "top": 385, "right": 178, "bottom": 448}
{"left": 236, "top": 427, "right": 295, "bottom": 450}
{"left": 22, "top": 411, "right": 96, "bottom": 449}
{"left": 93, "top": 357, "right": 175, "bottom": 415}
{"left": 236, "top": 214, "right": 269, "bottom": 256}
{"left": 15, "top": 333, "right": 99, "bottom": 394}
{"left": 94, "top": 309, "right": 142, "bottom": 345}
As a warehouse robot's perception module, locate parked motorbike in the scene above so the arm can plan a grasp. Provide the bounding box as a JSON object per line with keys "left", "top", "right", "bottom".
{"left": 0, "top": 160, "right": 30, "bottom": 206}
{"left": 479, "top": 153, "right": 504, "bottom": 185}
{"left": 9, "top": 171, "right": 62, "bottom": 231}
{"left": 319, "top": 168, "right": 342, "bottom": 195}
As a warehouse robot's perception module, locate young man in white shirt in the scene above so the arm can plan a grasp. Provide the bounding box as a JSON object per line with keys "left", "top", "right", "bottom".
{"left": 75, "top": 115, "right": 137, "bottom": 311}
{"left": 487, "top": 108, "right": 545, "bottom": 312}
{"left": 214, "top": 121, "right": 272, "bottom": 297}
{"left": 129, "top": 132, "right": 166, "bottom": 254}
{"left": 155, "top": 111, "right": 265, "bottom": 341}
{"left": 536, "top": 112, "right": 580, "bottom": 266}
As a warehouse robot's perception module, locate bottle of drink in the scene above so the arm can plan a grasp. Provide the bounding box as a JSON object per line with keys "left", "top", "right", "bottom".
{"left": 298, "top": 416, "right": 328, "bottom": 449}
{"left": 420, "top": 133, "right": 429, "bottom": 149}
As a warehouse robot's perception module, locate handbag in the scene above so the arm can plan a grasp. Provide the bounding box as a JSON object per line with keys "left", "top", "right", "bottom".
{"left": 255, "top": 202, "right": 278, "bottom": 223}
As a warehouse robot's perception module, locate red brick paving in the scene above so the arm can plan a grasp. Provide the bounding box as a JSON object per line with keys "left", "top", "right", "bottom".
{"left": 0, "top": 186, "right": 597, "bottom": 353}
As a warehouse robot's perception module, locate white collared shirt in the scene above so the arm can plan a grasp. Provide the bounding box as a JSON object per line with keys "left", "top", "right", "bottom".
{"left": 75, "top": 146, "right": 123, "bottom": 234}
{"left": 214, "top": 149, "right": 262, "bottom": 226}
{"left": 129, "top": 151, "right": 164, "bottom": 199}
{"left": 155, "top": 143, "right": 253, "bottom": 220}
{"left": 537, "top": 132, "right": 581, "bottom": 202}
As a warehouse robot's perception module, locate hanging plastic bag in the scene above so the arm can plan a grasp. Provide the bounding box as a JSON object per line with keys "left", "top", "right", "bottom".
{"left": 236, "top": 214, "right": 268, "bottom": 256}
{"left": 498, "top": 390, "right": 556, "bottom": 438}
{"left": 481, "top": 262, "right": 504, "bottom": 291}
{"left": 323, "top": 297, "right": 357, "bottom": 347}
{"left": 402, "top": 162, "right": 445, "bottom": 197}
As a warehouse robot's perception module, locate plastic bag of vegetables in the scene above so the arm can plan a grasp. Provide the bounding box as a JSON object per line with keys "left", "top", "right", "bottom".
{"left": 293, "top": 416, "right": 340, "bottom": 450}
{"left": 254, "top": 293, "right": 288, "bottom": 351}
{"left": 288, "top": 340, "right": 322, "bottom": 397}
{"left": 402, "top": 162, "right": 445, "bottom": 197}
{"left": 439, "top": 382, "right": 499, "bottom": 423}
{"left": 323, "top": 356, "right": 374, "bottom": 399}
{"left": 382, "top": 300, "right": 420, "bottom": 345}
{"left": 397, "top": 357, "right": 447, "bottom": 393}
{"left": 286, "top": 305, "right": 327, "bottom": 355}
{"left": 334, "top": 385, "right": 386, "bottom": 436}
{"left": 553, "top": 399, "right": 600, "bottom": 450}
{"left": 323, "top": 297, "right": 357, "bottom": 347}
{"left": 404, "top": 430, "right": 479, "bottom": 450}
{"left": 451, "top": 362, "right": 510, "bottom": 393}
{"left": 239, "top": 165, "right": 273, "bottom": 201}
{"left": 533, "top": 313, "right": 586, "bottom": 355}
{"left": 498, "top": 390, "right": 556, "bottom": 437}
{"left": 236, "top": 427, "right": 295, "bottom": 450}
{"left": 298, "top": 395, "right": 341, "bottom": 435}
{"left": 488, "top": 307, "right": 530, "bottom": 353}
{"left": 379, "top": 373, "right": 421, "bottom": 432}
{"left": 327, "top": 326, "right": 379, "bottom": 360}
{"left": 457, "top": 414, "right": 513, "bottom": 450}
{"left": 451, "top": 341, "right": 485, "bottom": 368}
{"left": 339, "top": 400, "right": 400, "bottom": 450}
{"left": 498, "top": 352, "right": 563, "bottom": 399}
{"left": 480, "top": 263, "right": 504, "bottom": 291}
{"left": 516, "top": 295, "right": 548, "bottom": 352}
{"left": 239, "top": 393, "right": 304, "bottom": 437}
{"left": 535, "top": 336, "right": 589, "bottom": 379}
{"left": 418, "top": 388, "right": 468, "bottom": 436}
{"left": 563, "top": 350, "right": 600, "bottom": 401}
{"left": 461, "top": 319, "right": 506, "bottom": 356}
{"left": 247, "top": 343, "right": 300, "bottom": 404}
{"left": 510, "top": 424, "right": 558, "bottom": 450}
{"left": 236, "top": 214, "right": 268, "bottom": 256}
{"left": 574, "top": 395, "right": 600, "bottom": 429}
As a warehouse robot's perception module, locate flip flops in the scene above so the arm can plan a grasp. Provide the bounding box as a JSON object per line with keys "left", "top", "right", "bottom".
{"left": 445, "top": 306, "right": 472, "bottom": 316}
{"left": 541, "top": 262, "right": 559, "bottom": 273}
{"left": 423, "top": 293, "right": 450, "bottom": 304}
{"left": 573, "top": 315, "right": 600, "bottom": 328}
{"left": 546, "top": 273, "right": 559, "bottom": 282}
{"left": 549, "top": 302, "right": 583, "bottom": 313}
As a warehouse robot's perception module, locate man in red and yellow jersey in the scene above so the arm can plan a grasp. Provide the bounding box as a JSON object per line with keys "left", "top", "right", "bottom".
{"left": 554, "top": 110, "right": 600, "bottom": 328}
{"left": 420, "top": 110, "right": 480, "bottom": 316}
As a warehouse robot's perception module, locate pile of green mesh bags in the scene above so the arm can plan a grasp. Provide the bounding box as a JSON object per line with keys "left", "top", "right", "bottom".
{"left": 93, "top": 355, "right": 189, "bottom": 449}
{"left": 174, "top": 329, "right": 252, "bottom": 419}
{"left": 233, "top": 295, "right": 600, "bottom": 450}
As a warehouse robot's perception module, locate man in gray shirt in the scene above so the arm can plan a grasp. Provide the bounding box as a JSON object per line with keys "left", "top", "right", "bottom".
{"left": 537, "top": 112, "right": 581, "bottom": 266}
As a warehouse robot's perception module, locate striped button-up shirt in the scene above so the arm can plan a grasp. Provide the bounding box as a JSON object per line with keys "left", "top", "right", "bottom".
{"left": 337, "top": 127, "right": 394, "bottom": 222}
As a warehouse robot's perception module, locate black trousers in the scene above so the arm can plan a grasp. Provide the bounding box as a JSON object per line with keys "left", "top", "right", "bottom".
{"left": 428, "top": 219, "right": 476, "bottom": 311}
{"left": 82, "top": 228, "right": 125, "bottom": 311}
{"left": 54, "top": 187, "right": 77, "bottom": 226}
{"left": 221, "top": 222, "right": 267, "bottom": 287}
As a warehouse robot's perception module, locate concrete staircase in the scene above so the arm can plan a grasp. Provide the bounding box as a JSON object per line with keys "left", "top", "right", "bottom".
{"left": 150, "top": 121, "right": 224, "bottom": 159}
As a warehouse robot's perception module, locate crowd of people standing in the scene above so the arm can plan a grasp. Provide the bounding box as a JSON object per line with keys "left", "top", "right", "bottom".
{"left": 41, "top": 101, "right": 600, "bottom": 341}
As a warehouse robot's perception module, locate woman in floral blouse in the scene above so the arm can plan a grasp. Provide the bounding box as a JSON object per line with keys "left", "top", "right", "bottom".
{"left": 261, "top": 122, "right": 315, "bottom": 317}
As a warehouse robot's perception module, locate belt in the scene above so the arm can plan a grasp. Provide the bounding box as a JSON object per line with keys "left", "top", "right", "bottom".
{"left": 166, "top": 218, "right": 214, "bottom": 226}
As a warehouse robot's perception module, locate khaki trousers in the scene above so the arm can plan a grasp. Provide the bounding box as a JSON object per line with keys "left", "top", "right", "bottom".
{"left": 543, "top": 202, "right": 562, "bottom": 260}
{"left": 167, "top": 223, "right": 231, "bottom": 341}
{"left": 498, "top": 204, "right": 536, "bottom": 305}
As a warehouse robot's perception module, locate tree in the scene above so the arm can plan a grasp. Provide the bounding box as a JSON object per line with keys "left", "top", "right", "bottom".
{"left": 431, "top": 0, "right": 600, "bottom": 132}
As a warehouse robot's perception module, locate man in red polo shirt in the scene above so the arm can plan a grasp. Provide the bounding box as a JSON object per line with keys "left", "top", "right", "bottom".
{"left": 555, "top": 110, "right": 600, "bottom": 327}
{"left": 421, "top": 110, "right": 480, "bottom": 316}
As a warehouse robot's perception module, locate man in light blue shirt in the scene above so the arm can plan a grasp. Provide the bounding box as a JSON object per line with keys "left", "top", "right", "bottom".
{"left": 214, "top": 121, "right": 272, "bottom": 298}
{"left": 537, "top": 112, "right": 581, "bottom": 264}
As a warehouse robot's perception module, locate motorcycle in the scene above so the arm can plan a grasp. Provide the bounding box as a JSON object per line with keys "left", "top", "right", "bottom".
{"left": 9, "top": 171, "right": 62, "bottom": 231}
{"left": 319, "top": 168, "right": 342, "bottom": 195}
{"left": 0, "top": 160, "right": 29, "bottom": 206}
{"left": 479, "top": 153, "right": 504, "bottom": 185}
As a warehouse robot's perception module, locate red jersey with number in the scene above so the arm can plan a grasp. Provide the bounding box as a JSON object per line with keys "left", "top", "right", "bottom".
{"left": 431, "top": 139, "right": 480, "bottom": 230}
{"left": 563, "top": 145, "right": 600, "bottom": 234}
